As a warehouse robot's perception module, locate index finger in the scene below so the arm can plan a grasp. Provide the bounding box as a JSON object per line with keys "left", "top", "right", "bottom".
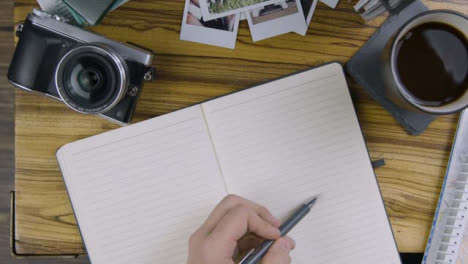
{"left": 208, "top": 205, "right": 281, "bottom": 250}
{"left": 200, "top": 195, "right": 280, "bottom": 235}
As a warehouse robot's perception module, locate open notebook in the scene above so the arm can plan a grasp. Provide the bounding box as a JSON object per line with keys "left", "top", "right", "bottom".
{"left": 57, "top": 63, "right": 401, "bottom": 264}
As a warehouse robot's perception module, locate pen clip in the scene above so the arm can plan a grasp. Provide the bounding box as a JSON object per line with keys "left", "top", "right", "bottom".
{"left": 239, "top": 248, "right": 255, "bottom": 264}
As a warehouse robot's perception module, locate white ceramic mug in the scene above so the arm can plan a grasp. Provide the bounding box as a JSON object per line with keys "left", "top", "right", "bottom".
{"left": 382, "top": 10, "right": 468, "bottom": 115}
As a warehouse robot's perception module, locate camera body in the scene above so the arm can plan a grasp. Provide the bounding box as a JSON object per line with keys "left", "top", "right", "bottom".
{"left": 8, "top": 10, "right": 155, "bottom": 124}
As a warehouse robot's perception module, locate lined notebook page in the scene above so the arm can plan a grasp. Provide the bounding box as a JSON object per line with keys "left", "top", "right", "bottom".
{"left": 57, "top": 106, "right": 227, "bottom": 264}
{"left": 202, "top": 63, "right": 400, "bottom": 264}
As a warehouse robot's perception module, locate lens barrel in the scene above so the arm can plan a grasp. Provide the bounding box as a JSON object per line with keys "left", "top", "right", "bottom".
{"left": 55, "top": 44, "right": 128, "bottom": 114}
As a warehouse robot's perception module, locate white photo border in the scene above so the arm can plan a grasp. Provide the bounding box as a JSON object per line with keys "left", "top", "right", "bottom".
{"left": 294, "top": 0, "right": 319, "bottom": 35}
{"left": 180, "top": 0, "right": 241, "bottom": 49}
{"left": 200, "top": 0, "right": 287, "bottom": 21}
{"left": 246, "top": 0, "right": 307, "bottom": 41}
{"left": 320, "top": 0, "right": 339, "bottom": 9}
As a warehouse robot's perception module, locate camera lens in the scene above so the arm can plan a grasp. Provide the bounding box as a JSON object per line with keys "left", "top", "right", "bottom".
{"left": 77, "top": 69, "right": 102, "bottom": 91}
{"left": 55, "top": 45, "right": 128, "bottom": 114}
{"left": 64, "top": 53, "right": 115, "bottom": 109}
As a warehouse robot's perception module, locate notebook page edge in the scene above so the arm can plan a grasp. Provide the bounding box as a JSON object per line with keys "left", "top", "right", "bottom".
{"left": 333, "top": 65, "right": 402, "bottom": 263}
{"left": 200, "top": 62, "right": 343, "bottom": 193}
{"left": 57, "top": 105, "right": 204, "bottom": 155}
{"left": 56, "top": 143, "right": 97, "bottom": 262}
{"left": 55, "top": 104, "right": 226, "bottom": 264}
{"left": 202, "top": 62, "right": 401, "bottom": 263}
{"left": 201, "top": 62, "right": 343, "bottom": 112}
{"left": 198, "top": 62, "right": 342, "bottom": 109}
{"left": 55, "top": 106, "right": 203, "bottom": 264}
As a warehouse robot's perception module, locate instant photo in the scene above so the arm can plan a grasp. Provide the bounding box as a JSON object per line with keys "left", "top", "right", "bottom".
{"left": 246, "top": 0, "right": 307, "bottom": 41}
{"left": 200, "top": 0, "right": 286, "bottom": 21}
{"left": 298, "top": 0, "right": 318, "bottom": 34}
{"left": 320, "top": 0, "right": 339, "bottom": 8}
{"left": 181, "top": 0, "right": 240, "bottom": 49}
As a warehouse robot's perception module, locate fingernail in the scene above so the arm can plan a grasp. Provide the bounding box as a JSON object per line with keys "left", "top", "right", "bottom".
{"left": 274, "top": 219, "right": 281, "bottom": 227}
{"left": 271, "top": 216, "right": 281, "bottom": 227}
{"left": 287, "top": 237, "right": 296, "bottom": 250}
{"left": 274, "top": 227, "right": 281, "bottom": 235}
{"left": 279, "top": 238, "right": 292, "bottom": 251}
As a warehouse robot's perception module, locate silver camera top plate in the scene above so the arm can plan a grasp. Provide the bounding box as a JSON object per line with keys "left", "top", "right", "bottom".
{"left": 29, "top": 9, "right": 154, "bottom": 67}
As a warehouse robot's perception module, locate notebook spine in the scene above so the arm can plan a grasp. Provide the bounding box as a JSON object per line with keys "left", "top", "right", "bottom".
{"left": 424, "top": 111, "right": 468, "bottom": 264}
{"left": 433, "top": 155, "right": 468, "bottom": 263}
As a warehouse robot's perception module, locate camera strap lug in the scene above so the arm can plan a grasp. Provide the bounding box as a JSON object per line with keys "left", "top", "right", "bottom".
{"left": 15, "top": 23, "right": 24, "bottom": 37}
{"left": 129, "top": 87, "right": 139, "bottom": 97}
{"left": 144, "top": 67, "right": 156, "bottom": 81}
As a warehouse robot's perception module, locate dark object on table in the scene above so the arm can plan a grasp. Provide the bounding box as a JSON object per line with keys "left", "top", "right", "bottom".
{"left": 381, "top": 11, "right": 468, "bottom": 115}
{"left": 395, "top": 22, "right": 467, "bottom": 107}
{"left": 37, "top": 0, "right": 129, "bottom": 26}
{"left": 36, "top": 0, "right": 85, "bottom": 26}
{"left": 401, "top": 253, "right": 424, "bottom": 264}
{"left": 7, "top": 9, "right": 155, "bottom": 125}
{"left": 346, "top": 0, "right": 434, "bottom": 135}
{"left": 372, "top": 159, "right": 386, "bottom": 169}
{"left": 62, "top": 0, "right": 116, "bottom": 26}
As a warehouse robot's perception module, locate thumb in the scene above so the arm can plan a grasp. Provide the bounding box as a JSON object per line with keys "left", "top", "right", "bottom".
{"left": 261, "top": 237, "right": 295, "bottom": 264}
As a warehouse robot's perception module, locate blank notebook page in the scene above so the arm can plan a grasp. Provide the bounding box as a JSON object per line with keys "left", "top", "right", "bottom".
{"left": 202, "top": 63, "right": 400, "bottom": 264}
{"left": 57, "top": 106, "right": 227, "bottom": 264}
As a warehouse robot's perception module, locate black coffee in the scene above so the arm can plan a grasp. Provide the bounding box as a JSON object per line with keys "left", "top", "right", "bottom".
{"left": 396, "top": 22, "right": 468, "bottom": 107}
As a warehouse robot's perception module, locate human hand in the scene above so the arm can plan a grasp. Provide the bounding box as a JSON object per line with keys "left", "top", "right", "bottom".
{"left": 187, "top": 194, "right": 296, "bottom": 264}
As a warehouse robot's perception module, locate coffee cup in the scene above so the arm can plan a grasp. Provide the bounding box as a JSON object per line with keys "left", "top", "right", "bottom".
{"left": 382, "top": 10, "right": 468, "bottom": 115}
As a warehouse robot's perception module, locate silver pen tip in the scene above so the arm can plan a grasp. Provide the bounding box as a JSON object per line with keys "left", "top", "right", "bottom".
{"left": 306, "top": 195, "right": 319, "bottom": 208}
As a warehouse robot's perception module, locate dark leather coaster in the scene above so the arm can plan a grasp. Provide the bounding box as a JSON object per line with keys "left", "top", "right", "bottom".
{"left": 346, "top": 0, "right": 434, "bottom": 135}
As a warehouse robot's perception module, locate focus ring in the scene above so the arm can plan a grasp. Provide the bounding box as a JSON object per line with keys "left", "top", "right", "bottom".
{"left": 55, "top": 44, "right": 129, "bottom": 114}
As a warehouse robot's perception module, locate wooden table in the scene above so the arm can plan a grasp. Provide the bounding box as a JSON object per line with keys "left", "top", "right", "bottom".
{"left": 12, "top": 0, "right": 467, "bottom": 256}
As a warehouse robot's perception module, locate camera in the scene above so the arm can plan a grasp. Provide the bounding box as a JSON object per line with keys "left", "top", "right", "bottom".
{"left": 8, "top": 9, "right": 155, "bottom": 125}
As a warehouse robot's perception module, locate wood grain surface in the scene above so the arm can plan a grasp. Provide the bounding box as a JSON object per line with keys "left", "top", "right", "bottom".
{"left": 0, "top": 0, "right": 15, "bottom": 259}
{"left": 13, "top": 0, "right": 468, "bottom": 256}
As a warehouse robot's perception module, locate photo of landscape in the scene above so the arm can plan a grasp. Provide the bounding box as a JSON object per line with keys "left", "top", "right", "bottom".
{"left": 208, "top": 0, "right": 268, "bottom": 14}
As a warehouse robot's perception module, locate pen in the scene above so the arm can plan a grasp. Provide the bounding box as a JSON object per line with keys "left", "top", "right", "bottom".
{"left": 240, "top": 196, "right": 319, "bottom": 264}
